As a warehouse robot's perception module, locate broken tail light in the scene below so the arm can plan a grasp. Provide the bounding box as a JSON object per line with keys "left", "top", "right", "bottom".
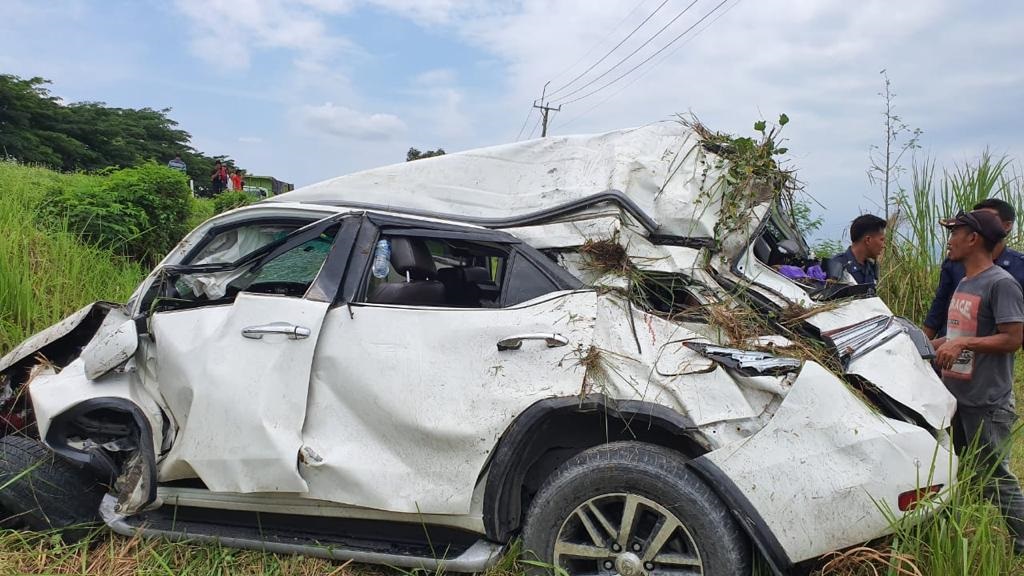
{"left": 897, "top": 484, "right": 943, "bottom": 511}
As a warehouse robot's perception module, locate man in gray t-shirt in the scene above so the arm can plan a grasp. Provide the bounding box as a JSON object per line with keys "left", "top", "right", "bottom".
{"left": 932, "top": 209, "right": 1024, "bottom": 552}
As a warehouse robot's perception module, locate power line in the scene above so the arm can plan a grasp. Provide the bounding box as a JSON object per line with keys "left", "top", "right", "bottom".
{"left": 557, "top": 0, "right": 733, "bottom": 107}
{"left": 545, "top": 0, "right": 671, "bottom": 100}
{"left": 544, "top": 0, "right": 651, "bottom": 90}
{"left": 549, "top": 0, "right": 702, "bottom": 105}
{"left": 527, "top": 112, "right": 543, "bottom": 139}
{"left": 515, "top": 106, "right": 535, "bottom": 141}
{"left": 556, "top": 0, "right": 743, "bottom": 132}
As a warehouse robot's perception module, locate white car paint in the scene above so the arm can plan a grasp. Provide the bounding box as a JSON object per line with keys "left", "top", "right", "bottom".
{"left": 298, "top": 291, "right": 596, "bottom": 514}
{"left": 151, "top": 293, "right": 330, "bottom": 493}
{"left": 705, "top": 361, "right": 954, "bottom": 561}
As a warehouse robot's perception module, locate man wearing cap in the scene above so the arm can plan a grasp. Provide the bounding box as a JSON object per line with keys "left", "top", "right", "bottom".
{"left": 931, "top": 208, "right": 1024, "bottom": 553}
{"left": 924, "top": 198, "right": 1024, "bottom": 338}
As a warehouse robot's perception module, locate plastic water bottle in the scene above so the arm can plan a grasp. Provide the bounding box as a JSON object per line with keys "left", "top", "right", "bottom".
{"left": 371, "top": 239, "right": 391, "bottom": 278}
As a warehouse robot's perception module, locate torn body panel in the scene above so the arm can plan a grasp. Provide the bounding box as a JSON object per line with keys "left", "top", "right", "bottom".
{"left": 0, "top": 302, "right": 119, "bottom": 379}
{"left": 806, "top": 300, "right": 956, "bottom": 429}
{"left": 586, "top": 295, "right": 787, "bottom": 444}
{"left": 81, "top": 311, "right": 137, "bottom": 381}
{"left": 151, "top": 293, "right": 330, "bottom": 493}
{"left": 700, "top": 361, "right": 955, "bottom": 563}
{"left": 298, "top": 291, "right": 597, "bottom": 514}
{"left": 28, "top": 357, "right": 165, "bottom": 513}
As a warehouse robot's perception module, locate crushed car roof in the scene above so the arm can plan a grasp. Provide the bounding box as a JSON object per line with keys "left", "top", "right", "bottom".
{"left": 269, "top": 122, "right": 729, "bottom": 239}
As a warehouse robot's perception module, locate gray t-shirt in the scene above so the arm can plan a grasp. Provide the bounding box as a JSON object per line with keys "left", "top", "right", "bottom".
{"left": 942, "top": 265, "right": 1024, "bottom": 408}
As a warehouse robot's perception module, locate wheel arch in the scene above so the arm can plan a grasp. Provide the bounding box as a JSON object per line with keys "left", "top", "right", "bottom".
{"left": 44, "top": 396, "right": 158, "bottom": 506}
{"left": 481, "top": 394, "right": 711, "bottom": 543}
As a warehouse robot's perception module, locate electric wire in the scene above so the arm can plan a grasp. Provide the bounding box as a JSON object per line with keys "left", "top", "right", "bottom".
{"left": 543, "top": 0, "right": 651, "bottom": 92}
{"left": 548, "top": 0, "right": 702, "bottom": 105}
{"left": 527, "top": 112, "right": 543, "bottom": 139}
{"left": 515, "top": 107, "right": 536, "bottom": 141}
{"left": 545, "top": 0, "right": 671, "bottom": 100}
{"left": 556, "top": 0, "right": 742, "bottom": 132}
{"left": 556, "top": 0, "right": 732, "bottom": 107}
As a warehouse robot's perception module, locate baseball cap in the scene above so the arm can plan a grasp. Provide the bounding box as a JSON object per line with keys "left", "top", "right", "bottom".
{"left": 939, "top": 209, "right": 1008, "bottom": 243}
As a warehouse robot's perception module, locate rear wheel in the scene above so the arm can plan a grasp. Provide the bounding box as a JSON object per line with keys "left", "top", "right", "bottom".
{"left": 0, "top": 435, "right": 106, "bottom": 541}
{"left": 521, "top": 441, "right": 751, "bottom": 576}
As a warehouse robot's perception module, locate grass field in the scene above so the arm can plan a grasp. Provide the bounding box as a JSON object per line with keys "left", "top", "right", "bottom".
{"left": 3, "top": 159, "right": 1024, "bottom": 574}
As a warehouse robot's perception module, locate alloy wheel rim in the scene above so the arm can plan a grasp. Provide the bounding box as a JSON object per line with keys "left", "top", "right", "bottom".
{"left": 553, "top": 492, "right": 703, "bottom": 575}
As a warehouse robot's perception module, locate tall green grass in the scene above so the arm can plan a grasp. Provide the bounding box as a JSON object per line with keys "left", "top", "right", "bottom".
{"left": 0, "top": 161, "right": 145, "bottom": 352}
{"left": 879, "top": 152, "right": 1024, "bottom": 322}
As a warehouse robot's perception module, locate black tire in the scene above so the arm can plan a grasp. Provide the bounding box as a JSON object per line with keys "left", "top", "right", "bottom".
{"left": 521, "top": 441, "right": 751, "bottom": 576}
{"left": 0, "top": 435, "right": 106, "bottom": 541}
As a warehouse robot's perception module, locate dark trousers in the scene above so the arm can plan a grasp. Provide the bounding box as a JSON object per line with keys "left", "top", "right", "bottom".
{"left": 952, "top": 405, "right": 1024, "bottom": 549}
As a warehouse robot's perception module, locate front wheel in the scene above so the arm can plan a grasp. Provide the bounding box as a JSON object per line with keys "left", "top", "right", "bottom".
{"left": 0, "top": 435, "right": 106, "bottom": 542}
{"left": 521, "top": 441, "right": 751, "bottom": 576}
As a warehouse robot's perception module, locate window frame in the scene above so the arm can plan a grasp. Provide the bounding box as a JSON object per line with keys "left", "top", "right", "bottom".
{"left": 339, "top": 213, "right": 582, "bottom": 309}
{"left": 141, "top": 214, "right": 360, "bottom": 317}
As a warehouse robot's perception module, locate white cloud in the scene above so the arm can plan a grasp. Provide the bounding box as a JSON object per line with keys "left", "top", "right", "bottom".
{"left": 296, "top": 102, "right": 406, "bottom": 140}
{"left": 172, "top": 0, "right": 352, "bottom": 71}
{"left": 238, "top": 136, "right": 264, "bottom": 143}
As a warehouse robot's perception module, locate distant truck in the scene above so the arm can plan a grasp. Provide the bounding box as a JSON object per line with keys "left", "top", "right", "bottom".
{"left": 244, "top": 175, "right": 294, "bottom": 197}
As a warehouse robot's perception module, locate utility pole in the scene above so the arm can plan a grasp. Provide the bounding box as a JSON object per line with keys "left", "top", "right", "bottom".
{"left": 533, "top": 82, "right": 561, "bottom": 138}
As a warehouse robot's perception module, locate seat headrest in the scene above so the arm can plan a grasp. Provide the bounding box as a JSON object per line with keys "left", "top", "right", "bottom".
{"left": 389, "top": 237, "right": 436, "bottom": 280}
{"left": 462, "top": 266, "right": 491, "bottom": 284}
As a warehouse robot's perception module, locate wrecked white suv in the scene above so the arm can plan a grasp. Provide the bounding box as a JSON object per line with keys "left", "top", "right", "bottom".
{"left": 0, "top": 123, "right": 956, "bottom": 575}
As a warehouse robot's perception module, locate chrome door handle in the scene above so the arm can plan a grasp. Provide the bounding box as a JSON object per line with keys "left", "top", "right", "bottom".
{"left": 497, "top": 333, "right": 569, "bottom": 351}
{"left": 242, "top": 322, "right": 311, "bottom": 340}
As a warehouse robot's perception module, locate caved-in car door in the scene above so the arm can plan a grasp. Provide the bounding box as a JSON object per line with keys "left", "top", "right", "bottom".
{"left": 146, "top": 215, "right": 358, "bottom": 493}
{"left": 298, "top": 226, "right": 595, "bottom": 514}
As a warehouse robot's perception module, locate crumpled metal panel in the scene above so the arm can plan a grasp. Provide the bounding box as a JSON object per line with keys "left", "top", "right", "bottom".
{"left": 587, "top": 295, "right": 772, "bottom": 432}
{"left": 298, "top": 291, "right": 598, "bottom": 514}
{"left": 29, "top": 358, "right": 163, "bottom": 456}
{"left": 152, "top": 293, "right": 329, "bottom": 493}
{"left": 271, "top": 123, "right": 728, "bottom": 240}
{"left": 808, "top": 301, "right": 956, "bottom": 429}
{"left": 0, "top": 302, "right": 117, "bottom": 375}
{"left": 704, "top": 361, "right": 955, "bottom": 562}
{"left": 81, "top": 308, "right": 136, "bottom": 380}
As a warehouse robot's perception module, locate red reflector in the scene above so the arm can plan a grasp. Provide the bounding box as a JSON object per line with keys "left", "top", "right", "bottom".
{"left": 898, "top": 484, "right": 943, "bottom": 511}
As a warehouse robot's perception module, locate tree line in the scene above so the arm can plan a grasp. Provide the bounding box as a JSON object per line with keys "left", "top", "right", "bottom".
{"left": 0, "top": 74, "right": 234, "bottom": 187}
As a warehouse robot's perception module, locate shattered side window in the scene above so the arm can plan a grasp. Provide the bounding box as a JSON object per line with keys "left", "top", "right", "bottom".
{"left": 243, "top": 232, "right": 335, "bottom": 292}
{"left": 173, "top": 228, "right": 337, "bottom": 301}
{"left": 188, "top": 224, "right": 300, "bottom": 265}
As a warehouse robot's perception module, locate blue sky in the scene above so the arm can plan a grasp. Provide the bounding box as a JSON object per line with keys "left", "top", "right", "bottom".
{"left": 3, "top": 0, "right": 1024, "bottom": 241}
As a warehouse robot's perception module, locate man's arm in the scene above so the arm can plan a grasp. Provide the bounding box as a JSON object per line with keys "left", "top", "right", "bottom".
{"left": 933, "top": 322, "right": 1023, "bottom": 370}
{"left": 922, "top": 261, "right": 957, "bottom": 338}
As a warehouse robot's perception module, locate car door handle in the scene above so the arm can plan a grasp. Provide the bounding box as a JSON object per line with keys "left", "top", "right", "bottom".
{"left": 497, "top": 333, "right": 569, "bottom": 351}
{"left": 242, "top": 322, "right": 311, "bottom": 340}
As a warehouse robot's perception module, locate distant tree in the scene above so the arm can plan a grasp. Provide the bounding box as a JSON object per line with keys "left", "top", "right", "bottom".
{"left": 406, "top": 147, "right": 446, "bottom": 162}
{"left": 0, "top": 73, "right": 238, "bottom": 181}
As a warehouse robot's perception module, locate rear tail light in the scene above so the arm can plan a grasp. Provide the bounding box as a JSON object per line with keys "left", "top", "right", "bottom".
{"left": 898, "top": 484, "right": 943, "bottom": 511}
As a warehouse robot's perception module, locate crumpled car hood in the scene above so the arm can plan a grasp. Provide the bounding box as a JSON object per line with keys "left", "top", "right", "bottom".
{"left": 0, "top": 302, "right": 119, "bottom": 377}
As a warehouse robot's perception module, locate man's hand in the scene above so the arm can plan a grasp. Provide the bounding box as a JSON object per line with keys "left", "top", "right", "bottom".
{"left": 934, "top": 338, "right": 968, "bottom": 370}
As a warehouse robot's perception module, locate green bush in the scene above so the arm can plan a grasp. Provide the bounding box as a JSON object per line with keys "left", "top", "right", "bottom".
{"left": 213, "top": 190, "right": 256, "bottom": 214}
{"left": 42, "top": 162, "right": 191, "bottom": 264}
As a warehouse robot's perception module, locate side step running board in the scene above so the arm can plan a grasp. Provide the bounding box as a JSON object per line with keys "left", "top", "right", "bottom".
{"left": 100, "top": 495, "right": 504, "bottom": 572}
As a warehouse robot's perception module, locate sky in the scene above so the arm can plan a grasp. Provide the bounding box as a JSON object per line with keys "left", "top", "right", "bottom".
{"left": 3, "top": 0, "right": 1023, "bottom": 241}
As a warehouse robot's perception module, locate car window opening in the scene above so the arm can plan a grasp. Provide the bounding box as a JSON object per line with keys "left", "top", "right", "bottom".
{"left": 364, "top": 235, "right": 559, "bottom": 308}
{"left": 149, "top": 227, "right": 339, "bottom": 313}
